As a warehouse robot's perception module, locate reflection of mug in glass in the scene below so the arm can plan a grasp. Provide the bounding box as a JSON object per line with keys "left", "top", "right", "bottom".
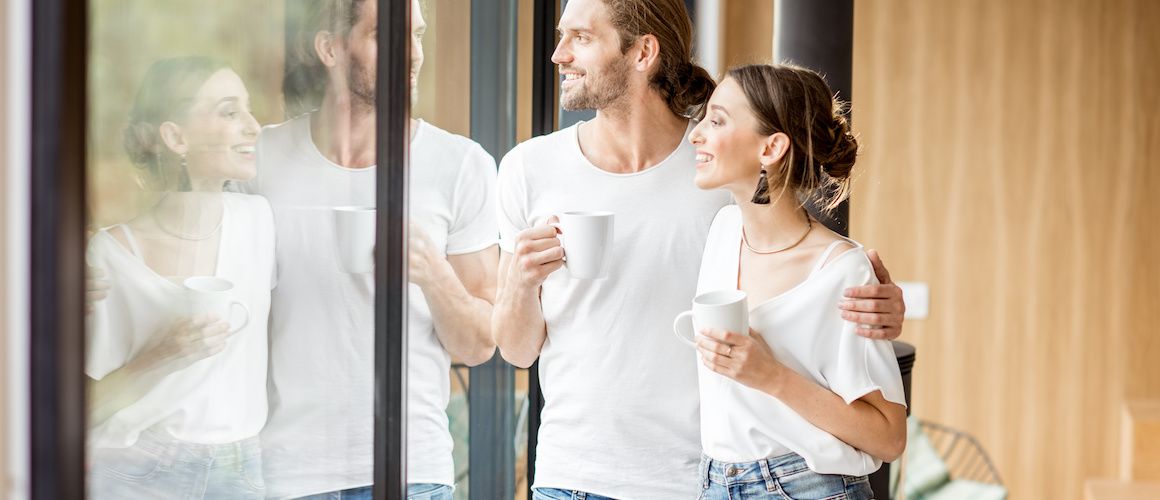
{"left": 673, "top": 290, "right": 749, "bottom": 347}
{"left": 551, "top": 211, "right": 615, "bottom": 279}
{"left": 183, "top": 277, "right": 250, "bottom": 334}
{"left": 334, "top": 206, "right": 376, "bottom": 274}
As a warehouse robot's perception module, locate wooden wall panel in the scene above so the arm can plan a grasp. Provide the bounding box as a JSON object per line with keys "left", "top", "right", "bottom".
{"left": 849, "top": 0, "right": 1160, "bottom": 498}
{"left": 413, "top": 0, "right": 472, "bottom": 137}
{"left": 516, "top": 0, "right": 532, "bottom": 143}
{"left": 722, "top": 0, "right": 773, "bottom": 70}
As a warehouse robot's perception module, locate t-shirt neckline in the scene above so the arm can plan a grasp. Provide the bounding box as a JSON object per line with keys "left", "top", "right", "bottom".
{"left": 299, "top": 112, "right": 381, "bottom": 172}
{"left": 570, "top": 119, "right": 694, "bottom": 177}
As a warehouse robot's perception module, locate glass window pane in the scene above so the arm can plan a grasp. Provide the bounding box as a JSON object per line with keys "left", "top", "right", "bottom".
{"left": 85, "top": 1, "right": 379, "bottom": 497}
{"left": 408, "top": 0, "right": 526, "bottom": 498}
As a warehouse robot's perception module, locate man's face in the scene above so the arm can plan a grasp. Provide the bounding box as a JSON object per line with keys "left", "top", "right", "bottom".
{"left": 411, "top": 0, "right": 426, "bottom": 100}
{"left": 337, "top": 0, "right": 378, "bottom": 110}
{"left": 551, "top": 0, "right": 632, "bottom": 111}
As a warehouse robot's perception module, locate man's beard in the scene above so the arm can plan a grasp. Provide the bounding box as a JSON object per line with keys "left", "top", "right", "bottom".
{"left": 560, "top": 56, "right": 630, "bottom": 111}
{"left": 349, "top": 58, "right": 376, "bottom": 111}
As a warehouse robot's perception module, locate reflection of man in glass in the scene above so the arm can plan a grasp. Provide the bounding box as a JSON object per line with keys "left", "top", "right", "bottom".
{"left": 245, "top": 1, "right": 498, "bottom": 499}
{"left": 492, "top": 0, "right": 907, "bottom": 498}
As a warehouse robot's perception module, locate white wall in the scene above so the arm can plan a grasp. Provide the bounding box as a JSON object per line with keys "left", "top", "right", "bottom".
{"left": 5, "top": 0, "right": 31, "bottom": 498}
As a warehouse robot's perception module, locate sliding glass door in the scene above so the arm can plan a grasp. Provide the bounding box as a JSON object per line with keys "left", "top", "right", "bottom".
{"left": 30, "top": 0, "right": 410, "bottom": 498}
{"left": 28, "top": 0, "right": 547, "bottom": 498}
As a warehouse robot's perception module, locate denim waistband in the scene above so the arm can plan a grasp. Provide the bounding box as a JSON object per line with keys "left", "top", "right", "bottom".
{"left": 699, "top": 452, "right": 814, "bottom": 490}
{"left": 126, "top": 426, "right": 262, "bottom": 466}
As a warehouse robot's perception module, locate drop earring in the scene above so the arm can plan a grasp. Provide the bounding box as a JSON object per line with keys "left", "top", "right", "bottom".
{"left": 751, "top": 165, "right": 771, "bottom": 204}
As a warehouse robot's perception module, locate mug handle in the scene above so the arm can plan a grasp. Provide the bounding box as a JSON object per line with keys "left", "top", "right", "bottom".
{"left": 228, "top": 301, "right": 250, "bottom": 334}
{"left": 672, "top": 310, "right": 697, "bottom": 348}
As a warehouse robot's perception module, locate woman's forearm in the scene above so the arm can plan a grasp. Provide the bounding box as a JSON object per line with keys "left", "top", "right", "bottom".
{"left": 761, "top": 369, "right": 907, "bottom": 462}
{"left": 87, "top": 356, "right": 174, "bottom": 427}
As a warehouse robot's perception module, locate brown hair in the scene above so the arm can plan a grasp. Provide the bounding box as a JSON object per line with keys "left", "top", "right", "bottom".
{"left": 727, "top": 63, "right": 858, "bottom": 213}
{"left": 283, "top": 0, "right": 369, "bottom": 117}
{"left": 123, "top": 56, "right": 230, "bottom": 191}
{"left": 603, "top": 0, "right": 715, "bottom": 117}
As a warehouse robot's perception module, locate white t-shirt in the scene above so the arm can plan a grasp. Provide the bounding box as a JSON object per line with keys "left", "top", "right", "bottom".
{"left": 85, "top": 192, "right": 275, "bottom": 448}
{"left": 496, "top": 121, "right": 732, "bottom": 499}
{"left": 246, "top": 115, "right": 497, "bottom": 498}
{"left": 695, "top": 205, "right": 907, "bottom": 475}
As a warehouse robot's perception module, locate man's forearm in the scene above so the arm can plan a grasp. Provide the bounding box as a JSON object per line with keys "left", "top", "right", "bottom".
{"left": 422, "top": 261, "right": 496, "bottom": 366}
{"left": 492, "top": 280, "right": 547, "bottom": 369}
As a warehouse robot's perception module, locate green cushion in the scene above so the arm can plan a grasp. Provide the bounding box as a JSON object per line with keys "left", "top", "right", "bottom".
{"left": 904, "top": 417, "right": 951, "bottom": 498}
{"left": 918, "top": 480, "right": 1007, "bottom": 500}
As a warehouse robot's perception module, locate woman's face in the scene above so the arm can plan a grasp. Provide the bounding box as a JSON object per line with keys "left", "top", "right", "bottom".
{"left": 173, "top": 69, "right": 260, "bottom": 187}
{"left": 689, "top": 77, "right": 771, "bottom": 194}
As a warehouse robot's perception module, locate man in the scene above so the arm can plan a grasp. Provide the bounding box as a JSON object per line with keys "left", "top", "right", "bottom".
{"left": 492, "top": 0, "right": 906, "bottom": 498}
{"left": 249, "top": 1, "right": 498, "bottom": 498}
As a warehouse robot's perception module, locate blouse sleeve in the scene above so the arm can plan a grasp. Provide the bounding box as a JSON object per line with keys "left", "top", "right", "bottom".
{"left": 823, "top": 252, "right": 908, "bottom": 407}
{"left": 84, "top": 237, "right": 128, "bottom": 381}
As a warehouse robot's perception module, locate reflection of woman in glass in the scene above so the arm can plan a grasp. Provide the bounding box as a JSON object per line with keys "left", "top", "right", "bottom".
{"left": 686, "top": 64, "right": 907, "bottom": 499}
{"left": 85, "top": 57, "right": 274, "bottom": 499}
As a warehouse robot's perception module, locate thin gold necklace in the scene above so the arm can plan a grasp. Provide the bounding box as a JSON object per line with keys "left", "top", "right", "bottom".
{"left": 151, "top": 193, "right": 223, "bottom": 241}
{"left": 742, "top": 211, "right": 813, "bottom": 255}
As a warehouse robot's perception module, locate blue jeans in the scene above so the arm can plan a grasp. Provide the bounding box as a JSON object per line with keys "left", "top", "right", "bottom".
{"left": 698, "top": 453, "right": 873, "bottom": 500}
{"left": 532, "top": 488, "right": 616, "bottom": 500}
{"left": 87, "top": 427, "right": 265, "bottom": 499}
{"left": 296, "top": 484, "right": 452, "bottom": 500}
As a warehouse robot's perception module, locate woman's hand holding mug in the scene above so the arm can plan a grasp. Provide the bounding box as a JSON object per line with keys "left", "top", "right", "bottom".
{"left": 131, "top": 315, "right": 234, "bottom": 375}
{"left": 697, "top": 327, "right": 788, "bottom": 395}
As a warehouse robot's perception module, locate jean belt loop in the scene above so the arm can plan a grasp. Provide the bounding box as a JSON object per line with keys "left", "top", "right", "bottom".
{"left": 759, "top": 457, "right": 777, "bottom": 493}
{"left": 574, "top": 491, "right": 585, "bottom": 500}
{"left": 702, "top": 457, "right": 712, "bottom": 489}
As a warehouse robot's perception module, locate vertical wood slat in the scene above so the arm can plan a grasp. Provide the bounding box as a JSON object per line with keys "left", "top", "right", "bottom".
{"left": 850, "top": 0, "right": 1160, "bottom": 498}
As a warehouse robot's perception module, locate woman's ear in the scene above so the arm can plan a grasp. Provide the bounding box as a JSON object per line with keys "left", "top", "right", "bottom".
{"left": 759, "top": 132, "right": 791, "bottom": 167}
{"left": 315, "top": 31, "right": 339, "bottom": 67}
{"left": 158, "top": 121, "right": 188, "bottom": 156}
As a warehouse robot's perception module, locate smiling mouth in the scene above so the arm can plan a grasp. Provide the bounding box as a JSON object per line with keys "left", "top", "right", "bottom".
{"left": 233, "top": 145, "right": 255, "bottom": 155}
{"left": 696, "top": 153, "right": 714, "bottom": 163}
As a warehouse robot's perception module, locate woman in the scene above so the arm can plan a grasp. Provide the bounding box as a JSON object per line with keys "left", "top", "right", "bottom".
{"left": 85, "top": 56, "right": 274, "bottom": 499}
{"left": 686, "top": 64, "right": 908, "bottom": 499}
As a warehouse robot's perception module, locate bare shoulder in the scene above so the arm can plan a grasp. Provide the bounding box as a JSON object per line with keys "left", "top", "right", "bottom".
{"left": 808, "top": 224, "right": 858, "bottom": 269}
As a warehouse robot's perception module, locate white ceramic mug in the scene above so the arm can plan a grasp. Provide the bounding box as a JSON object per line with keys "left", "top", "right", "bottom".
{"left": 183, "top": 277, "right": 250, "bottom": 334}
{"left": 672, "top": 290, "right": 749, "bottom": 347}
{"left": 334, "top": 206, "right": 376, "bottom": 273}
{"left": 550, "top": 211, "right": 615, "bottom": 279}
